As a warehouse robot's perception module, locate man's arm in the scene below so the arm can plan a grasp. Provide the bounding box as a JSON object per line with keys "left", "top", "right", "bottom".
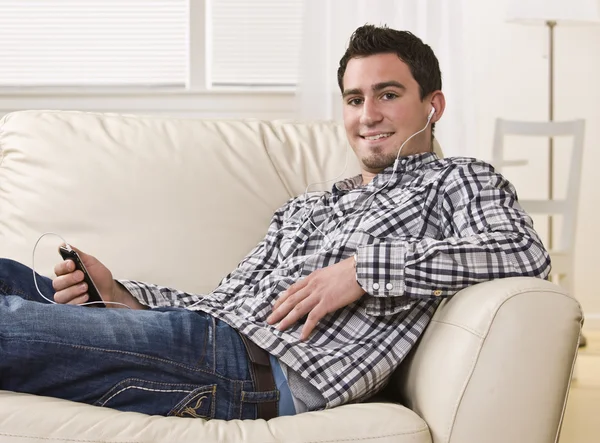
{"left": 53, "top": 246, "right": 149, "bottom": 310}
{"left": 269, "top": 162, "right": 551, "bottom": 337}
{"left": 355, "top": 163, "right": 550, "bottom": 315}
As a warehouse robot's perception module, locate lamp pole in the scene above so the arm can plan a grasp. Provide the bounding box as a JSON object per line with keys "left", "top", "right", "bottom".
{"left": 547, "top": 20, "right": 556, "bottom": 250}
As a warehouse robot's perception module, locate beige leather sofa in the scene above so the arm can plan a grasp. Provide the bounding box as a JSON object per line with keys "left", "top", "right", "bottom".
{"left": 0, "top": 110, "right": 583, "bottom": 443}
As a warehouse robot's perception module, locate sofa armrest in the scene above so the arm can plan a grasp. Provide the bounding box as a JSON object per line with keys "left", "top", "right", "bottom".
{"left": 390, "top": 277, "right": 583, "bottom": 443}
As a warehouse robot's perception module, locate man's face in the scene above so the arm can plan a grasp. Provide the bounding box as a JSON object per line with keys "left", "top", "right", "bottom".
{"left": 342, "top": 53, "right": 432, "bottom": 176}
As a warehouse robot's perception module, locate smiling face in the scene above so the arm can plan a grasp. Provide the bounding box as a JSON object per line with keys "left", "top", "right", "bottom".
{"left": 342, "top": 52, "right": 441, "bottom": 183}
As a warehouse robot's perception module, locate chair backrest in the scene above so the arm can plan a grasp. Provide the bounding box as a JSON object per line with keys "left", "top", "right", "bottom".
{"left": 492, "top": 118, "right": 585, "bottom": 293}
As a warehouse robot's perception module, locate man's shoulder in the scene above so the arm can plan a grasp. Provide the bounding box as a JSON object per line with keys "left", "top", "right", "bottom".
{"left": 276, "top": 191, "right": 331, "bottom": 215}
{"left": 433, "top": 156, "right": 495, "bottom": 172}
{"left": 424, "top": 157, "right": 502, "bottom": 193}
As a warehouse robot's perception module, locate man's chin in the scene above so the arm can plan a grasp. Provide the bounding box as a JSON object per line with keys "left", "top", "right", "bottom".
{"left": 361, "top": 155, "right": 397, "bottom": 171}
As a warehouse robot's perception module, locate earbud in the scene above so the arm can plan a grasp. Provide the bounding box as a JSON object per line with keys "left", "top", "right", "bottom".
{"left": 427, "top": 107, "right": 435, "bottom": 120}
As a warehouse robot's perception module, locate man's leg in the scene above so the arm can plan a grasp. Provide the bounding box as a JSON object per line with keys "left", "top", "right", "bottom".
{"left": 0, "top": 259, "right": 278, "bottom": 419}
{"left": 0, "top": 258, "right": 55, "bottom": 303}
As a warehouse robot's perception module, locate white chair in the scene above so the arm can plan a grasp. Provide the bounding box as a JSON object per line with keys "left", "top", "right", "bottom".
{"left": 492, "top": 119, "right": 585, "bottom": 311}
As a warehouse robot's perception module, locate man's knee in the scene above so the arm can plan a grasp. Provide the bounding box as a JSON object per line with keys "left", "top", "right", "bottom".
{"left": 0, "top": 258, "right": 31, "bottom": 278}
{"left": 0, "top": 259, "right": 40, "bottom": 300}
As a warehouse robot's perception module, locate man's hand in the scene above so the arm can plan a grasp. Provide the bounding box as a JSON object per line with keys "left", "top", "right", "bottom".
{"left": 267, "top": 257, "right": 366, "bottom": 341}
{"left": 53, "top": 245, "right": 147, "bottom": 310}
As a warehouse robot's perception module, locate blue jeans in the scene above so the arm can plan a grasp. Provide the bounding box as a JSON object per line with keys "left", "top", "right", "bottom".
{"left": 0, "top": 258, "right": 281, "bottom": 420}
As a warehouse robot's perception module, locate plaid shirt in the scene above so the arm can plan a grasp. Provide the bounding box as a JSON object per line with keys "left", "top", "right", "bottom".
{"left": 120, "top": 152, "right": 551, "bottom": 408}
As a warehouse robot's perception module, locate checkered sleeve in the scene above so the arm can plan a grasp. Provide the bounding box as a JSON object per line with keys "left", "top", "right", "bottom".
{"left": 355, "top": 162, "right": 551, "bottom": 316}
{"left": 116, "top": 279, "right": 202, "bottom": 308}
{"left": 115, "top": 199, "right": 292, "bottom": 308}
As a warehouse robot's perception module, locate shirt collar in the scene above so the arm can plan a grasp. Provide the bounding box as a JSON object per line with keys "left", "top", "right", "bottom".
{"left": 333, "top": 152, "right": 439, "bottom": 192}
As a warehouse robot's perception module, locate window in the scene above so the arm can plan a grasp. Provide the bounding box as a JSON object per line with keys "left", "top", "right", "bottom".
{"left": 0, "top": 0, "right": 303, "bottom": 90}
{"left": 209, "top": 0, "right": 303, "bottom": 87}
{"left": 0, "top": 0, "right": 188, "bottom": 87}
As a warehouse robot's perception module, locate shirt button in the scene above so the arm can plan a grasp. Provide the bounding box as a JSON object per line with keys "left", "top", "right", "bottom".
{"left": 385, "top": 283, "right": 393, "bottom": 290}
{"left": 336, "top": 210, "right": 344, "bottom": 217}
{"left": 372, "top": 283, "right": 380, "bottom": 290}
{"left": 433, "top": 290, "right": 442, "bottom": 296}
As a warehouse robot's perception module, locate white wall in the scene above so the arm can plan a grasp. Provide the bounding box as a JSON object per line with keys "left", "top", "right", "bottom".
{"left": 0, "top": 0, "right": 598, "bottom": 327}
{"left": 465, "top": 0, "right": 600, "bottom": 329}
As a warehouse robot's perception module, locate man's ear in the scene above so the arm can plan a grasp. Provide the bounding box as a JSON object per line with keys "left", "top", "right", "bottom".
{"left": 429, "top": 91, "right": 446, "bottom": 124}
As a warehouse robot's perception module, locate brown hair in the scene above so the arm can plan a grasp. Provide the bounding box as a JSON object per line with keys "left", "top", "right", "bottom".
{"left": 337, "top": 25, "right": 442, "bottom": 100}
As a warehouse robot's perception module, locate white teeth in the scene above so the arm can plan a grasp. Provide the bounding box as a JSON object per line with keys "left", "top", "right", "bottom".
{"left": 364, "top": 133, "right": 392, "bottom": 141}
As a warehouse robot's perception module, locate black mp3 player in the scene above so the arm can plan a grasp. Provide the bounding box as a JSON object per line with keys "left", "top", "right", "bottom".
{"left": 58, "top": 246, "right": 106, "bottom": 308}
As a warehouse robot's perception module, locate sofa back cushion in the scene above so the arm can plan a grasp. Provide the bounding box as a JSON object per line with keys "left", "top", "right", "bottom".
{"left": 0, "top": 110, "right": 358, "bottom": 294}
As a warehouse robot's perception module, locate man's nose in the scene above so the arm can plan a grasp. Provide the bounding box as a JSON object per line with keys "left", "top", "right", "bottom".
{"left": 359, "top": 99, "right": 383, "bottom": 126}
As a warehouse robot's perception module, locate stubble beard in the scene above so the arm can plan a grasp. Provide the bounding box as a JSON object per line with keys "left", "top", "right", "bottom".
{"left": 361, "top": 146, "right": 398, "bottom": 171}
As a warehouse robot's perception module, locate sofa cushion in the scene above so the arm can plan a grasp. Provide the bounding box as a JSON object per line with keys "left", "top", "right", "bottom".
{"left": 0, "top": 110, "right": 358, "bottom": 294}
{"left": 0, "top": 391, "right": 432, "bottom": 443}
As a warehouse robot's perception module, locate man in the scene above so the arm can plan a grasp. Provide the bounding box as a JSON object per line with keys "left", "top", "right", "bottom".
{"left": 0, "top": 25, "right": 550, "bottom": 420}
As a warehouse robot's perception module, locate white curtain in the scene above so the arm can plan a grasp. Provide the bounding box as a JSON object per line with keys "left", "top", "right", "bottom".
{"left": 295, "top": 0, "right": 475, "bottom": 157}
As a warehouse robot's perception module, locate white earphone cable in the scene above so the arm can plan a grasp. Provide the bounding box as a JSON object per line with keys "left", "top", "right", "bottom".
{"left": 32, "top": 232, "right": 131, "bottom": 309}
{"left": 30, "top": 112, "right": 434, "bottom": 312}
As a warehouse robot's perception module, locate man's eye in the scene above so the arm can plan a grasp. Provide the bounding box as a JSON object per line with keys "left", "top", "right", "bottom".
{"left": 382, "top": 92, "right": 398, "bottom": 100}
{"left": 347, "top": 98, "right": 363, "bottom": 106}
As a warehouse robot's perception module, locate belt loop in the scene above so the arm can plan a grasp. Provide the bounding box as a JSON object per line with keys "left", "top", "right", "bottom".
{"left": 239, "top": 334, "right": 278, "bottom": 420}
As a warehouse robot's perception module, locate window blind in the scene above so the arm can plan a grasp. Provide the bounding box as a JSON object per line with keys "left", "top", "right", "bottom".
{"left": 209, "top": 0, "right": 303, "bottom": 87}
{"left": 0, "top": 0, "right": 188, "bottom": 87}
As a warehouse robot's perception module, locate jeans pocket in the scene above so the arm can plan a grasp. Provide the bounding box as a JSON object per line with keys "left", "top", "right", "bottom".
{"left": 94, "top": 378, "right": 216, "bottom": 418}
{"left": 170, "top": 385, "right": 217, "bottom": 418}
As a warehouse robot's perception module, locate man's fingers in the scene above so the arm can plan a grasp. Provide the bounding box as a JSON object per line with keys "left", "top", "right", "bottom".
{"left": 52, "top": 270, "right": 84, "bottom": 292}
{"left": 273, "top": 278, "right": 308, "bottom": 310}
{"left": 66, "top": 293, "right": 90, "bottom": 306}
{"left": 268, "top": 286, "right": 309, "bottom": 325}
{"left": 277, "top": 294, "right": 319, "bottom": 332}
{"left": 267, "top": 297, "right": 289, "bottom": 324}
{"left": 272, "top": 290, "right": 289, "bottom": 312}
{"left": 53, "top": 282, "right": 88, "bottom": 304}
{"left": 272, "top": 287, "right": 295, "bottom": 312}
{"left": 53, "top": 259, "right": 75, "bottom": 277}
{"left": 300, "top": 305, "right": 326, "bottom": 341}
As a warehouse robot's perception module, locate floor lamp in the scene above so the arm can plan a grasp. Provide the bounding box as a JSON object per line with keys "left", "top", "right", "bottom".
{"left": 506, "top": 0, "right": 599, "bottom": 348}
{"left": 506, "top": 0, "right": 599, "bottom": 250}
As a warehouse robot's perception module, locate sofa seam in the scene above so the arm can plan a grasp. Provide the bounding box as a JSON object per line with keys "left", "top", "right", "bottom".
{"left": 258, "top": 123, "right": 296, "bottom": 200}
{"left": 443, "top": 285, "right": 581, "bottom": 442}
{"left": 427, "top": 320, "right": 484, "bottom": 338}
{"left": 0, "top": 112, "right": 10, "bottom": 171}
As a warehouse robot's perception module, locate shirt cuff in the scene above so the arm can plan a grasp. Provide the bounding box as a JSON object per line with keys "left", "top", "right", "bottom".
{"left": 355, "top": 242, "right": 412, "bottom": 316}
{"left": 116, "top": 279, "right": 153, "bottom": 308}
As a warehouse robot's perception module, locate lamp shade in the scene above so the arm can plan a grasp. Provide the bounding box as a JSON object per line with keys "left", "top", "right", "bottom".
{"left": 507, "top": 0, "right": 600, "bottom": 25}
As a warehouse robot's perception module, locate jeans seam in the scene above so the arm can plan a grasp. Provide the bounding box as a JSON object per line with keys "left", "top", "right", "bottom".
{"left": 210, "top": 384, "right": 217, "bottom": 419}
{"left": 0, "top": 281, "right": 29, "bottom": 298}
{"left": 194, "top": 320, "right": 208, "bottom": 368}
{"left": 170, "top": 384, "right": 217, "bottom": 419}
{"left": 99, "top": 386, "right": 194, "bottom": 407}
{"left": 211, "top": 316, "right": 216, "bottom": 373}
{"left": 236, "top": 380, "right": 244, "bottom": 420}
{"left": 1, "top": 337, "right": 248, "bottom": 384}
